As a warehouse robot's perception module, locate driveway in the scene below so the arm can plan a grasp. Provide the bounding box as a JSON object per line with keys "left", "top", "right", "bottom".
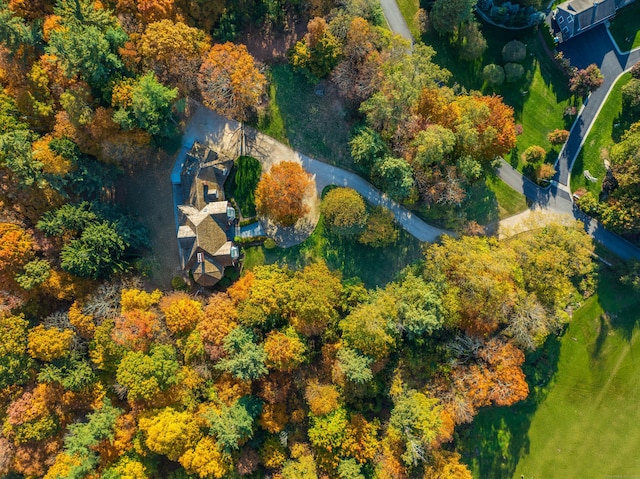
{"left": 379, "top": 0, "right": 413, "bottom": 45}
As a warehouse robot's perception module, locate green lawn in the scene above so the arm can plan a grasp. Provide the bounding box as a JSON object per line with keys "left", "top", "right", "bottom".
{"left": 487, "top": 176, "right": 529, "bottom": 218}
{"left": 457, "top": 266, "right": 640, "bottom": 479}
{"left": 571, "top": 73, "right": 632, "bottom": 195}
{"left": 243, "top": 213, "right": 424, "bottom": 289}
{"left": 256, "top": 64, "right": 357, "bottom": 172}
{"left": 609, "top": 1, "right": 640, "bottom": 51}
{"left": 415, "top": 15, "right": 578, "bottom": 172}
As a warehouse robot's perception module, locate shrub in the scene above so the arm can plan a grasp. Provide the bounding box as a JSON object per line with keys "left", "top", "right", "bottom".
{"left": 522, "top": 145, "right": 546, "bottom": 165}
{"left": 321, "top": 187, "right": 368, "bottom": 235}
{"left": 483, "top": 64, "right": 505, "bottom": 87}
{"left": 535, "top": 163, "right": 556, "bottom": 182}
{"left": 171, "top": 276, "right": 190, "bottom": 292}
{"left": 502, "top": 40, "right": 526, "bottom": 63}
{"left": 631, "top": 61, "right": 640, "bottom": 79}
{"left": 504, "top": 62, "right": 525, "bottom": 83}
{"left": 547, "top": 129, "right": 570, "bottom": 145}
{"left": 263, "top": 238, "right": 277, "bottom": 249}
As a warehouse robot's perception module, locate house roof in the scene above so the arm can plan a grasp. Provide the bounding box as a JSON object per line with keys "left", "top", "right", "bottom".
{"left": 557, "top": 0, "right": 616, "bottom": 28}
{"left": 178, "top": 202, "right": 234, "bottom": 287}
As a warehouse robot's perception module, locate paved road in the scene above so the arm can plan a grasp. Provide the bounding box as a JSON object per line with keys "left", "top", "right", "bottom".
{"left": 379, "top": 0, "right": 413, "bottom": 45}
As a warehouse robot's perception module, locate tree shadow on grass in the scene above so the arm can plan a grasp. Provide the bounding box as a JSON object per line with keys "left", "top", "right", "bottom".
{"left": 594, "top": 268, "right": 640, "bottom": 342}
{"left": 456, "top": 334, "right": 562, "bottom": 479}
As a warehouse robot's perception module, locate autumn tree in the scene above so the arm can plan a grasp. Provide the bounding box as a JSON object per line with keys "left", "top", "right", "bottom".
{"left": 0, "top": 313, "right": 33, "bottom": 389}
{"left": 179, "top": 436, "right": 231, "bottom": 479}
{"left": 264, "top": 327, "right": 306, "bottom": 371}
{"left": 0, "top": 222, "right": 34, "bottom": 288}
{"left": 255, "top": 161, "right": 313, "bottom": 227}
{"left": 139, "top": 408, "right": 202, "bottom": 460}
{"left": 137, "top": 20, "right": 209, "bottom": 95}
{"left": 27, "top": 325, "right": 75, "bottom": 362}
{"left": 198, "top": 42, "right": 266, "bottom": 121}
{"left": 358, "top": 206, "right": 398, "bottom": 247}
{"left": 290, "top": 17, "right": 342, "bottom": 79}
{"left": 570, "top": 64, "right": 604, "bottom": 97}
{"left": 159, "top": 292, "right": 204, "bottom": 334}
{"left": 285, "top": 261, "right": 342, "bottom": 336}
{"left": 321, "top": 187, "right": 368, "bottom": 235}
{"left": 116, "top": 344, "right": 180, "bottom": 402}
{"left": 548, "top": 128, "right": 570, "bottom": 146}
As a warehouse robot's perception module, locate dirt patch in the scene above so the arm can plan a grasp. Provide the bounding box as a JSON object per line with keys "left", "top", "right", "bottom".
{"left": 117, "top": 149, "right": 181, "bottom": 290}
{"left": 239, "top": 15, "right": 307, "bottom": 63}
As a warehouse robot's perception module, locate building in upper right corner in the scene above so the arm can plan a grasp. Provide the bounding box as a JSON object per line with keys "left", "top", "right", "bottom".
{"left": 551, "top": 0, "right": 634, "bottom": 43}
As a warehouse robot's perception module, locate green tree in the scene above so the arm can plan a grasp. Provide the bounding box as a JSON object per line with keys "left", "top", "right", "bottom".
{"left": 215, "top": 327, "right": 267, "bottom": 380}
{"left": 336, "top": 348, "right": 373, "bottom": 384}
{"left": 37, "top": 202, "right": 98, "bottom": 236}
{"left": 390, "top": 272, "right": 444, "bottom": 341}
{"left": 116, "top": 344, "right": 180, "bottom": 402}
{"left": 349, "top": 126, "right": 386, "bottom": 167}
{"left": 60, "top": 221, "right": 126, "bottom": 279}
{"left": 321, "top": 188, "right": 368, "bottom": 235}
{"left": 15, "top": 258, "right": 51, "bottom": 290}
{"left": 430, "top": 0, "right": 475, "bottom": 35}
{"left": 112, "top": 72, "right": 178, "bottom": 136}
{"left": 61, "top": 399, "right": 122, "bottom": 476}
{"left": 411, "top": 125, "right": 456, "bottom": 168}
{"left": 373, "top": 156, "right": 414, "bottom": 200}
{"left": 47, "top": 0, "right": 127, "bottom": 92}
{"left": 0, "top": 1, "right": 38, "bottom": 56}
{"left": 458, "top": 21, "right": 487, "bottom": 62}
{"left": 0, "top": 129, "right": 42, "bottom": 187}
{"left": 389, "top": 391, "right": 442, "bottom": 466}
{"left": 206, "top": 396, "right": 262, "bottom": 452}
{"left": 358, "top": 206, "right": 398, "bottom": 247}
{"left": 38, "top": 354, "right": 97, "bottom": 392}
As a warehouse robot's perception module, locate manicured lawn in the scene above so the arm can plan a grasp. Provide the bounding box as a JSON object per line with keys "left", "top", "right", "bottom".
{"left": 457, "top": 266, "right": 640, "bottom": 479}
{"left": 417, "top": 16, "right": 578, "bottom": 172}
{"left": 570, "top": 73, "right": 632, "bottom": 194}
{"left": 256, "top": 64, "right": 356, "bottom": 171}
{"left": 242, "top": 214, "right": 424, "bottom": 288}
{"left": 609, "top": 1, "right": 640, "bottom": 51}
{"left": 487, "top": 176, "right": 529, "bottom": 218}
{"left": 226, "top": 156, "right": 261, "bottom": 218}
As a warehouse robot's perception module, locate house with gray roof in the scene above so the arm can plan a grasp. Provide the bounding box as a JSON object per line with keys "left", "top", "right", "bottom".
{"left": 553, "top": 0, "right": 617, "bottom": 42}
{"left": 176, "top": 142, "right": 239, "bottom": 287}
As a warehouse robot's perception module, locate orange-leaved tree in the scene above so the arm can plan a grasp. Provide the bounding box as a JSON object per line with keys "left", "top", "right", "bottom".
{"left": 197, "top": 42, "right": 266, "bottom": 121}
{"left": 255, "top": 161, "right": 313, "bottom": 227}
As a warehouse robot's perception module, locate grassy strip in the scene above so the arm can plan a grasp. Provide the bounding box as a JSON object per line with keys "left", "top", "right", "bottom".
{"left": 609, "top": 2, "right": 640, "bottom": 51}
{"left": 570, "top": 72, "right": 632, "bottom": 194}
{"left": 487, "top": 176, "right": 529, "bottom": 219}
{"left": 243, "top": 214, "right": 423, "bottom": 289}
{"left": 395, "top": 0, "right": 419, "bottom": 38}
{"left": 226, "top": 156, "right": 261, "bottom": 218}
{"left": 458, "top": 266, "right": 640, "bottom": 479}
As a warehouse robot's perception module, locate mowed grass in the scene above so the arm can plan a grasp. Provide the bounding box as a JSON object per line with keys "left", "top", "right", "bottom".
{"left": 417, "top": 15, "right": 577, "bottom": 171}
{"left": 243, "top": 214, "right": 424, "bottom": 289}
{"left": 458, "top": 267, "right": 640, "bottom": 479}
{"left": 256, "top": 64, "right": 355, "bottom": 171}
{"left": 487, "top": 176, "right": 529, "bottom": 218}
{"left": 609, "top": 1, "right": 640, "bottom": 51}
{"left": 571, "top": 72, "right": 632, "bottom": 194}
